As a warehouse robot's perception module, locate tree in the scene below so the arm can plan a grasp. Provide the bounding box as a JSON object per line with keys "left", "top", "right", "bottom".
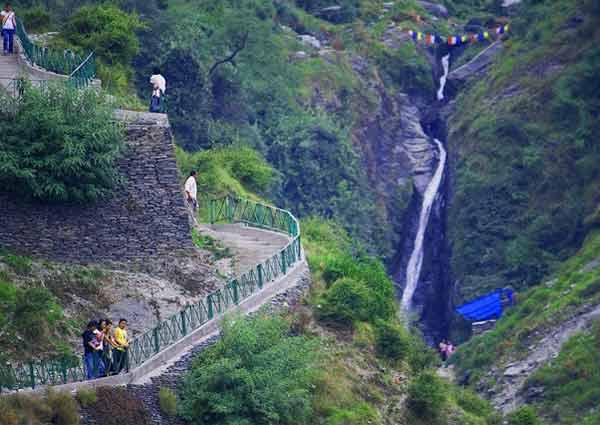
{"left": 180, "top": 314, "right": 321, "bottom": 425}
{"left": 0, "top": 82, "right": 125, "bottom": 203}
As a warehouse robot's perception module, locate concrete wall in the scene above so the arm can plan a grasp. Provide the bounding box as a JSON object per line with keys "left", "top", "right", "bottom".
{"left": 0, "top": 111, "right": 194, "bottom": 263}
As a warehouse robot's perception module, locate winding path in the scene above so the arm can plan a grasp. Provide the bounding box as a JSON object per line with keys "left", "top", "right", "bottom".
{"left": 0, "top": 53, "right": 20, "bottom": 89}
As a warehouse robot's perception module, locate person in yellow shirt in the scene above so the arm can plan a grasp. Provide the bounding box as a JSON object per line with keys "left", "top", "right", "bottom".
{"left": 113, "top": 318, "right": 130, "bottom": 374}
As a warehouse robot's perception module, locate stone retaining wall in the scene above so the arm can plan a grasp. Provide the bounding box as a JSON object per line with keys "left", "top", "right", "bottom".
{"left": 0, "top": 111, "right": 194, "bottom": 263}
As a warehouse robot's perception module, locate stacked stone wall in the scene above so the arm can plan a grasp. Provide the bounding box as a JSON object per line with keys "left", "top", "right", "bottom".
{"left": 0, "top": 112, "right": 193, "bottom": 263}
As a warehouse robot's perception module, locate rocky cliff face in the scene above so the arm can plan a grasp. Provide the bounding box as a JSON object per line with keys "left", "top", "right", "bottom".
{"left": 346, "top": 36, "right": 452, "bottom": 341}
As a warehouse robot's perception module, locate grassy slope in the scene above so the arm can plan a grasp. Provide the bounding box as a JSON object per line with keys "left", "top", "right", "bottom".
{"left": 448, "top": 0, "right": 600, "bottom": 303}
{"left": 451, "top": 231, "right": 600, "bottom": 424}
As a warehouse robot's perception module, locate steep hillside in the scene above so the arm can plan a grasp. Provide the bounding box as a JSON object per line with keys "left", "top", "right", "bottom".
{"left": 446, "top": 0, "right": 600, "bottom": 303}
{"left": 451, "top": 232, "right": 600, "bottom": 424}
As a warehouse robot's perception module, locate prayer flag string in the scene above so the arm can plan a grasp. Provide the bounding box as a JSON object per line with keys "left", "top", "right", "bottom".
{"left": 406, "top": 24, "right": 509, "bottom": 46}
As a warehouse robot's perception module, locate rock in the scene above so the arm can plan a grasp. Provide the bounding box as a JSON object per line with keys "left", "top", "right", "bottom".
{"left": 298, "top": 34, "right": 321, "bottom": 49}
{"left": 291, "top": 51, "right": 308, "bottom": 60}
{"left": 418, "top": 1, "right": 449, "bottom": 18}
{"left": 448, "top": 41, "right": 504, "bottom": 83}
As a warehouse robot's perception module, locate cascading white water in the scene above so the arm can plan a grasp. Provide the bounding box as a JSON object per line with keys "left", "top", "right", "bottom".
{"left": 401, "top": 139, "right": 447, "bottom": 312}
{"left": 437, "top": 54, "right": 450, "bottom": 101}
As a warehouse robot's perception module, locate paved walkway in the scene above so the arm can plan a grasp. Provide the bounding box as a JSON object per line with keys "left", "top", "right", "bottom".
{"left": 199, "top": 223, "right": 291, "bottom": 274}
{"left": 0, "top": 53, "right": 21, "bottom": 89}
{"left": 18, "top": 222, "right": 307, "bottom": 393}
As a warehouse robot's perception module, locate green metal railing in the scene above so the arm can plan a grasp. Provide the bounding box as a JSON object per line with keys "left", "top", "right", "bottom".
{"left": 0, "top": 195, "right": 301, "bottom": 391}
{"left": 15, "top": 18, "right": 96, "bottom": 88}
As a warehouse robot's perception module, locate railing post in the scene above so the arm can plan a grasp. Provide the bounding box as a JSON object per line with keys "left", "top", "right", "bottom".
{"left": 207, "top": 295, "right": 214, "bottom": 319}
{"left": 60, "top": 359, "right": 67, "bottom": 384}
{"left": 153, "top": 327, "right": 160, "bottom": 354}
{"left": 209, "top": 198, "right": 215, "bottom": 224}
{"left": 232, "top": 280, "right": 240, "bottom": 304}
{"left": 281, "top": 250, "right": 287, "bottom": 275}
{"left": 226, "top": 196, "right": 234, "bottom": 222}
{"left": 180, "top": 309, "right": 188, "bottom": 335}
{"left": 28, "top": 362, "right": 35, "bottom": 389}
{"left": 257, "top": 264, "right": 264, "bottom": 289}
{"left": 297, "top": 236, "right": 302, "bottom": 260}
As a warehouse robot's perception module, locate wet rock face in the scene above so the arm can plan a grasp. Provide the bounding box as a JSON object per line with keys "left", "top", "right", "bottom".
{"left": 348, "top": 51, "right": 451, "bottom": 340}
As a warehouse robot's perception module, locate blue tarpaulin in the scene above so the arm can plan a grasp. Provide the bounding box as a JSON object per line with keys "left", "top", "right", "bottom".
{"left": 456, "top": 288, "right": 513, "bottom": 321}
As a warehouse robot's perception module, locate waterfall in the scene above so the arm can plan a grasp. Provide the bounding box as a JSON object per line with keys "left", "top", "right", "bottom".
{"left": 437, "top": 54, "right": 450, "bottom": 101}
{"left": 401, "top": 139, "right": 447, "bottom": 312}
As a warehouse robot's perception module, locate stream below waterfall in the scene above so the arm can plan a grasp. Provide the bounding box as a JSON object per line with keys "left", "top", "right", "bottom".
{"left": 400, "top": 53, "right": 450, "bottom": 314}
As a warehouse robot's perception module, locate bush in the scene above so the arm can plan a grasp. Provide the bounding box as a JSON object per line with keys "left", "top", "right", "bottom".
{"left": 176, "top": 146, "right": 273, "bottom": 198}
{"left": 21, "top": 7, "right": 51, "bottom": 32}
{"left": 158, "top": 387, "right": 177, "bottom": 416}
{"left": 62, "top": 4, "right": 144, "bottom": 66}
{"left": 180, "top": 314, "right": 321, "bottom": 425}
{"left": 0, "top": 390, "right": 80, "bottom": 425}
{"left": 0, "top": 82, "right": 125, "bottom": 203}
{"left": 507, "top": 406, "right": 540, "bottom": 425}
{"left": 76, "top": 388, "right": 97, "bottom": 407}
{"left": 46, "top": 389, "right": 80, "bottom": 425}
{"left": 319, "top": 277, "right": 372, "bottom": 325}
{"left": 374, "top": 320, "right": 410, "bottom": 361}
{"left": 407, "top": 371, "right": 447, "bottom": 419}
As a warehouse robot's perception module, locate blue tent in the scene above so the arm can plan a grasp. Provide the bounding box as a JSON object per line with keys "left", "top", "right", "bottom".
{"left": 456, "top": 288, "right": 513, "bottom": 321}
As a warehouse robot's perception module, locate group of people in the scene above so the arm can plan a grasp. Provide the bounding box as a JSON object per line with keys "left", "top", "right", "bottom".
{"left": 438, "top": 339, "right": 455, "bottom": 362}
{"left": 1, "top": 2, "right": 16, "bottom": 56}
{"left": 82, "top": 318, "right": 130, "bottom": 380}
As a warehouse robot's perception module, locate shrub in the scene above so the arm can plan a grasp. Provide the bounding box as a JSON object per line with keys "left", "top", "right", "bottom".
{"left": 1, "top": 253, "right": 32, "bottom": 275}
{"left": 62, "top": 4, "right": 144, "bottom": 66}
{"left": 374, "top": 320, "right": 410, "bottom": 361}
{"left": 319, "top": 277, "right": 372, "bottom": 325}
{"left": 158, "top": 387, "right": 177, "bottom": 416}
{"left": 46, "top": 389, "right": 80, "bottom": 425}
{"left": 21, "top": 7, "right": 51, "bottom": 32}
{"left": 180, "top": 314, "right": 321, "bottom": 425}
{"left": 507, "top": 406, "right": 540, "bottom": 425}
{"left": 76, "top": 388, "right": 97, "bottom": 407}
{"left": 0, "top": 82, "right": 125, "bottom": 203}
{"left": 407, "top": 371, "right": 447, "bottom": 419}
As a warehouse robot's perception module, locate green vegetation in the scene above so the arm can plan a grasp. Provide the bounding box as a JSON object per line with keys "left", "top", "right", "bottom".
{"left": 507, "top": 406, "right": 540, "bottom": 425}
{"left": 181, "top": 314, "right": 321, "bottom": 425}
{"left": 159, "top": 387, "right": 178, "bottom": 417}
{"left": 521, "top": 322, "right": 600, "bottom": 425}
{"left": 191, "top": 229, "right": 232, "bottom": 260}
{"left": 451, "top": 232, "right": 600, "bottom": 387}
{"left": 0, "top": 280, "right": 66, "bottom": 359}
{"left": 448, "top": 0, "right": 600, "bottom": 303}
{"left": 0, "top": 82, "right": 125, "bottom": 204}
{"left": 54, "top": 4, "right": 145, "bottom": 95}
{"left": 407, "top": 371, "right": 447, "bottom": 420}
{"left": 176, "top": 146, "right": 273, "bottom": 200}
{"left": 0, "top": 389, "right": 80, "bottom": 425}
{"left": 76, "top": 388, "right": 97, "bottom": 407}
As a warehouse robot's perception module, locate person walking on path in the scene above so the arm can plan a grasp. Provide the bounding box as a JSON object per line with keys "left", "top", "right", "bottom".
{"left": 185, "top": 170, "right": 198, "bottom": 224}
{"left": 82, "top": 321, "right": 102, "bottom": 380}
{"left": 1, "top": 3, "right": 16, "bottom": 55}
{"left": 149, "top": 67, "right": 166, "bottom": 112}
{"left": 112, "top": 318, "right": 130, "bottom": 374}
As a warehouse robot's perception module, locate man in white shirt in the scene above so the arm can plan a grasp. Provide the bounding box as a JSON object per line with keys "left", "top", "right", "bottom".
{"left": 1, "top": 3, "right": 16, "bottom": 55}
{"left": 185, "top": 170, "right": 198, "bottom": 224}
{"left": 149, "top": 67, "right": 167, "bottom": 112}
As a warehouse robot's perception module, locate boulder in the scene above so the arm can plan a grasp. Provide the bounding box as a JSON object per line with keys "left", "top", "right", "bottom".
{"left": 418, "top": 1, "right": 449, "bottom": 18}
{"left": 298, "top": 34, "right": 321, "bottom": 49}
